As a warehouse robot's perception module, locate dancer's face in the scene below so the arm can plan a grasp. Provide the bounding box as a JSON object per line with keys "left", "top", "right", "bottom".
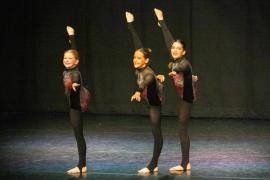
{"left": 171, "top": 41, "right": 186, "bottom": 60}
{"left": 133, "top": 50, "right": 149, "bottom": 69}
{"left": 63, "top": 51, "right": 79, "bottom": 69}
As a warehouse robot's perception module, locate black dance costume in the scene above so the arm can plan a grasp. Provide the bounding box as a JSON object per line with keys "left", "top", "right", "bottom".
{"left": 128, "top": 22, "right": 164, "bottom": 171}
{"left": 158, "top": 20, "right": 197, "bottom": 169}
{"left": 63, "top": 35, "right": 86, "bottom": 171}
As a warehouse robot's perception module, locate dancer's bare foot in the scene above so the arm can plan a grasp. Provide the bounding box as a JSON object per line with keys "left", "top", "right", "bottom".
{"left": 169, "top": 170, "right": 184, "bottom": 175}
{"left": 67, "top": 166, "right": 87, "bottom": 174}
{"left": 169, "top": 163, "right": 191, "bottom": 171}
{"left": 138, "top": 167, "right": 158, "bottom": 174}
{"left": 67, "top": 172, "right": 87, "bottom": 178}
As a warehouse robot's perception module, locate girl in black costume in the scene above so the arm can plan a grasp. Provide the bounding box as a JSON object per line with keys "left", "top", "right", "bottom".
{"left": 154, "top": 8, "right": 198, "bottom": 171}
{"left": 63, "top": 26, "right": 87, "bottom": 174}
{"left": 125, "top": 12, "right": 165, "bottom": 174}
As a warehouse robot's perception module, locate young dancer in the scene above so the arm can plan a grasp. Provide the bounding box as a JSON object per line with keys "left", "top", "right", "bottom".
{"left": 63, "top": 26, "right": 87, "bottom": 174}
{"left": 154, "top": 8, "right": 198, "bottom": 171}
{"left": 125, "top": 11, "right": 165, "bottom": 174}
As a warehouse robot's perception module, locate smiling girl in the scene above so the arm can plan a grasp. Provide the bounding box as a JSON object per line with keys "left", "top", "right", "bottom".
{"left": 63, "top": 26, "right": 87, "bottom": 174}
{"left": 154, "top": 8, "right": 198, "bottom": 172}
{"left": 125, "top": 11, "right": 165, "bottom": 174}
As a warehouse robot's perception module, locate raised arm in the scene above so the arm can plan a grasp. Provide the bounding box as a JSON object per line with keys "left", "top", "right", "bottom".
{"left": 154, "top": 8, "right": 175, "bottom": 52}
{"left": 66, "top": 26, "right": 77, "bottom": 50}
{"left": 125, "top": 11, "right": 143, "bottom": 50}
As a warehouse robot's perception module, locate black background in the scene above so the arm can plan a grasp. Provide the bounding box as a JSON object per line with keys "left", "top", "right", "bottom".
{"left": 1, "top": 0, "right": 270, "bottom": 119}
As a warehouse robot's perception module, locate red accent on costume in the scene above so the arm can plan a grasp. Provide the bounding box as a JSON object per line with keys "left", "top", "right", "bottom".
{"left": 63, "top": 73, "right": 73, "bottom": 89}
{"left": 173, "top": 73, "right": 184, "bottom": 98}
{"left": 172, "top": 73, "right": 198, "bottom": 102}
{"left": 142, "top": 87, "right": 164, "bottom": 103}
{"left": 80, "top": 86, "right": 91, "bottom": 112}
{"left": 142, "top": 88, "right": 148, "bottom": 99}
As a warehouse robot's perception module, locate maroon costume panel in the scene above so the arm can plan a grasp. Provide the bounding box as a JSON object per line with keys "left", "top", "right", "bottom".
{"left": 172, "top": 73, "right": 197, "bottom": 102}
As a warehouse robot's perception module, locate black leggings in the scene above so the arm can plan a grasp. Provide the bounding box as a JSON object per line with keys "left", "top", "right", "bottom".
{"left": 178, "top": 99, "right": 192, "bottom": 168}
{"left": 69, "top": 108, "right": 86, "bottom": 169}
{"left": 147, "top": 105, "right": 163, "bottom": 171}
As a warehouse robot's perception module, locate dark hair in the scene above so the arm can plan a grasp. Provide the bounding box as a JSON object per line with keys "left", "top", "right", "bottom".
{"left": 172, "top": 39, "right": 186, "bottom": 50}
{"left": 136, "top": 48, "right": 152, "bottom": 59}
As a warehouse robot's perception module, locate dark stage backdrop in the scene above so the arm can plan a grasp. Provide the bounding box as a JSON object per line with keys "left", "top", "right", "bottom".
{"left": 2, "top": 0, "right": 270, "bottom": 118}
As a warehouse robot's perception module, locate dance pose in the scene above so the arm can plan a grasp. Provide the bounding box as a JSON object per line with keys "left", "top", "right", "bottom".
{"left": 125, "top": 12, "right": 165, "bottom": 174}
{"left": 63, "top": 26, "right": 87, "bottom": 174}
{"left": 154, "top": 8, "right": 198, "bottom": 171}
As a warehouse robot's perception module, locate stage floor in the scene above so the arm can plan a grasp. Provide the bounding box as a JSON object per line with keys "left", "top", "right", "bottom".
{"left": 0, "top": 113, "right": 269, "bottom": 179}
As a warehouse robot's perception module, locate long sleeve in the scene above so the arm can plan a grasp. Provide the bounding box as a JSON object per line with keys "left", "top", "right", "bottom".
{"left": 63, "top": 69, "right": 81, "bottom": 89}
{"left": 136, "top": 67, "right": 156, "bottom": 93}
{"left": 72, "top": 71, "right": 81, "bottom": 84}
{"left": 69, "top": 35, "right": 77, "bottom": 50}
{"left": 159, "top": 20, "right": 175, "bottom": 53}
{"left": 169, "top": 60, "right": 191, "bottom": 73}
{"left": 128, "top": 22, "right": 143, "bottom": 50}
{"left": 137, "top": 73, "right": 155, "bottom": 92}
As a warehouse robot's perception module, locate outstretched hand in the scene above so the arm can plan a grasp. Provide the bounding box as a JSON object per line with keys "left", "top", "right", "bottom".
{"left": 131, "top": 91, "right": 141, "bottom": 102}
{"left": 154, "top": 8, "right": 164, "bottom": 21}
{"left": 169, "top": 71, "right": 177, "bottom": 77}
{"left": 192, "top": 75, "right": 198, "bottom": 82}
{"left": 156, "top": 74, "right": 165, "bottom": 82}
{"left": 66, "top": 26, "right": 75, "bottom": 35}
{"left": 125, "top": 11, "right": 134, "bottom": 23}
{"left": 72, "top": 83, "right": 80, "bottom": 91}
